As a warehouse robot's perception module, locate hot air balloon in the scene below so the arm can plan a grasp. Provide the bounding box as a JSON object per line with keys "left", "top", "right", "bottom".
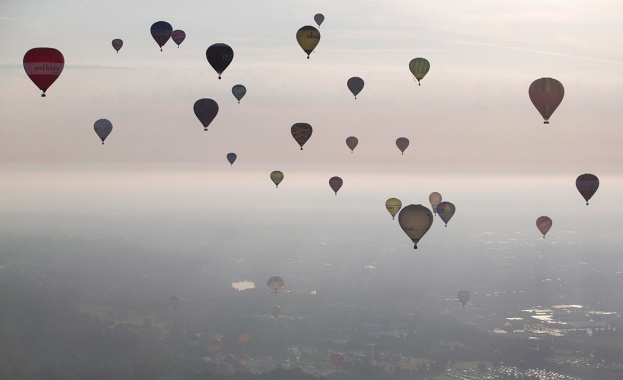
{"left": 457, "top": 290, "right": 470, "bottom": 308}
{"left": 172, "top": 30, "right": 186, "bottom": 47}
{"left": 94, "top": 119, "right": 113, "bottom": 144}
{"left": 429, "top": 192, "right": 442, "bottom": 216}
{"left": 398, "top": 204, "right": 433, "bottom": 249}
{"left": 227, "top": 153, "right": 237, "bottom": 166}
{"left": 23, "top": 47, "right": 64, "bottom": 97}
{"left": 270, "top": 171, "right": 284, "bottom": 188}
{"left": 150, "top": 21, "right": 173, "bottom": 51}
{"left": 206, "top": 43, "right": 233, "bottom": 79}
{"left": 329, "top": 176, "right": 343, "bottom": 195}
{"left": 331, "top": 353, "right": 344, "bottom": 368}
{"left": 385, "top": 198, "right": 402, "bottom": 220}
{"left": 267, "top": 276, "right": 285, "bottom": 295}
{"left": 232, "top": 84, "right": 246, "bottom": 103}
{"left": 296, "top": 26, "right": 320, "bottom": 58}
{"left": 170, "top": 295, "right": 180, "bottom": 310}
{"left": 409, "top": 58, "right": 430, "bottom": 85}
{"left": 207, "top": 338, "right": 222, "bottom": 356}
{"left": 346, "top": 136, "right": 358, "bottom": 153}
{"left": 193, "top": 98, "right": 219, "bottom": 131}
{"left": 112, "top": 39, "right": 123, "bottom": 53}
{"left": 238, "top": 333, "right": 250, "bottom": 345}
{"left": 271, "top": 306, "right": 281, "bottom": 318}
{"left": 347, "top": 77, "right": 364, "bottom": 99}
{"left": 536, "top": 216, "right": 552, "bottom": 238}
{"left": 314, "top": 13, "right": 324, "bottom": 27}
{"left": 291, "top": 123, "right": 312, "bottom": 150}
{"left": 239, "top": 355, "right": 250, "bottom": 366}
{"left": 529, "top": 78, "right": 564, "bottom": 124}
{"left": 263, "top": 356, "right": 273, "bottom": 367}
{"left": 576, "top": 173, "right": 599, "bottom": 205}
{"left": 396, "top": 137, "right": 409, "bottom": 155}
{"left": 437, "top": 201, "right": 456, "bottom": 227}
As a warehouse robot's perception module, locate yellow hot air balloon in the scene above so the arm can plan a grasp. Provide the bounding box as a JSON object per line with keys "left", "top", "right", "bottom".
{"left": 385, "top": 198, "right": 402, "bottom": 220}
{"left": 429, "top": 192, "right": 442, "bottom": 215}
{"left": 398, "top": 204, "right": 433, "bottom": 249}
{"left": 408, "top": 58, "right": 430, "bottom": 85}
{"left": 296, "top": 26, "right": 320, "bottom": 58}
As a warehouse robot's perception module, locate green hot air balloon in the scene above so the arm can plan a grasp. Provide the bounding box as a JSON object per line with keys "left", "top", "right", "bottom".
{"left": 270, "top": 171, "right": 284, "bottom": 188}
{"left": 457, "top": 290, "right": 470, "bottom": 308}
{"left": 409, "top": 57, "right": 430, "bottom": 85}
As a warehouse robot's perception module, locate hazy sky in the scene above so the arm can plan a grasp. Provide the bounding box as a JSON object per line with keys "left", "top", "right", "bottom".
{"left": 1, "top": 0, "right": 622, "bottom": 251}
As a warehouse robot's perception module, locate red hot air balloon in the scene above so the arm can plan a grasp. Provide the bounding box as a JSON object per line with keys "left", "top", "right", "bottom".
{"left": 536, "top": 216, "right": 552, "bottom": 238}
{"left": 329, "top": 176, "right": 343, "bottom": 195}
{"left": 331, "top": 353, "right": 344, "bottom": 368}
{"left": 576, "top": 173, "right": 599, "bottom": 205}
{"left": 291, "top": 123, "right": 313, "bottom": 150}
{"left": 238, "top": 333, "right": 250, "bottom": 344}
{"left": 23, "top": 48, "right": 64, "bottom": 97}
{"left": 172, "top": 30, "right": 186, "bottom": 48}
{"left": 529, "top": 78, "right": 564, "bottom": 124}
{"left": 150, "top": 21, "right": 173, "bottom": 51}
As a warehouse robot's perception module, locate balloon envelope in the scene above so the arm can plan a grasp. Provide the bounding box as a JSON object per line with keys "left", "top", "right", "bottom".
{"left": 396, "top": 137, "right": 409, "bottom": 154}
{"left": 385, "top": 198, "right": 402, "bottom": 220}
{"left": 270, "top": 171, "right": 284, "bottom": 188}
{"left": 193, "top": 98, "right": 219, "bottom": 131}
{"left": 227, "top": 153, "right": 237, "bottom": 166}
{"left": 529, "top": 78, "right": 564, "bottom": 124}
{"left": 271, "top": 306, "right": 281, "bottom": 318}
{"left": 296, "top": 25, "right": 320, "bottom": 58}
{"left": 23, "top": 47, "right": 64, "bottom": 97}
{"left": 94, "top": 119, "right": 113, "bottom": 144}
{"left": 409, "top": 58, "right": 430, "bottom": 85}
{"left": 232, "top": 84, "right": 246, "bottom": 103}
{"left": 206, "top": 43, "right": 234, "bottom": 79}
{"left": 329, "top": 176, "right": 343, "bottom": 195}
{"left": 457, "top": 290, "right": 470, "bottom": 307}
{"left": 150, "top": 21, "right": 172, "bottom": 50}
{"left": 398, "top": 204, "right": 433, "bottom": 249}
{"left": 112, "top": 39, "right": 123, "bottom": 53}
{"left": 536, "top": 216, "right": 552, "bottom": 237}
{"left": 346, "top": 136, "right": 358, "bottom": 152}
{"left": 314, "top": 13, "right": 324, "bottom": 27}
{"left": 291, "top": 123, "right": 313, "bottom": 150}
{"left": 238, "top": 333, "right": 250, "bottom": 344}
{"left": 170, "top": 295, "right": 180, "bottom": 310}
{"left": 437, "top": 201, "right": 456, "bottom": 226}
{"left": 347, "top": 77, "right": 364, "bottom": 99}
{"left": 429, "top": 192, "right": 442, "bottom": 215}
{"left": 576, "top": 173, "right": 599, "bottom": 205}
{"left": 207, "top": 338, "right": 222, "bottom": 355}
{"left": 171, "top": 30, "right": 186, "bottom": 47}
{"left": 267, "top": 276, "right": 285, "bottom": 295}
{"left": 331, "top": 353, "right": 344, "bottom": 367}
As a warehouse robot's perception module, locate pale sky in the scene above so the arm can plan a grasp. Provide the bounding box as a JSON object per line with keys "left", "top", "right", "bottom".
{"left": 1, "top": 0, "right": 622, "bottom": 249}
